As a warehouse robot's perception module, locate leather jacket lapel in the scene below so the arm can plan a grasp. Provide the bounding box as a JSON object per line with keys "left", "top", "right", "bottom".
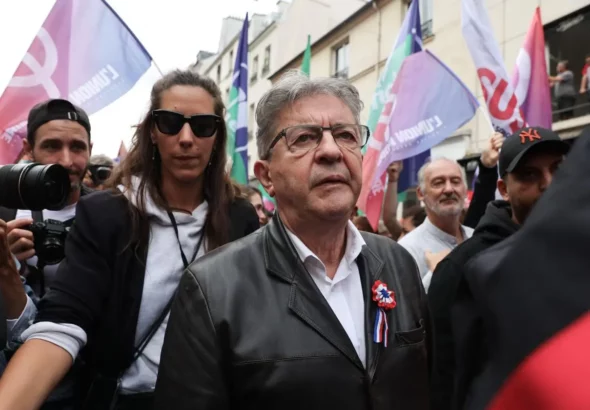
{"left": 264, "top": 215, "right": 364, "bottom": 371}
{"left": 358, "top": 243, "right": 385, "bottom": 380}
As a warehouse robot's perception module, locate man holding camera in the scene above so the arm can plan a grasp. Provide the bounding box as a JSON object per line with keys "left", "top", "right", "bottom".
{"left": 0, "top": 99, "right": 92, "bottom": 351}
{"left": 83, "top": 154, "right": 114, "bottom": 190}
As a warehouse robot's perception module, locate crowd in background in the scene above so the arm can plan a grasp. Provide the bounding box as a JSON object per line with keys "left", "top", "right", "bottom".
{"left": 0, "top": 65, "right": 586, "bottom": 410}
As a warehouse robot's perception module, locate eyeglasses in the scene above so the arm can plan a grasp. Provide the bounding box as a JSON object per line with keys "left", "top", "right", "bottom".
{"left": 152, "top": 110, "right": 221, "bottom": 138}
{"left": 265, "top": 124, "right": 370, "bottom": 158}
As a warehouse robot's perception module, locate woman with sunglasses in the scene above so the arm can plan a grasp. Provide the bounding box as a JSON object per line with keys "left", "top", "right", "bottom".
{"left": 0, "top": 70, "right": 259, "bottom": 410}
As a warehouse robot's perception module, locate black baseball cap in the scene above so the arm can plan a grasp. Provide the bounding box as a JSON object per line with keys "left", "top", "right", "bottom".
{"left": 27, "top": 99, "right": 91, "bottom": 144}
{"left": 499, "top": 127, "right": 569, "bottom": 176}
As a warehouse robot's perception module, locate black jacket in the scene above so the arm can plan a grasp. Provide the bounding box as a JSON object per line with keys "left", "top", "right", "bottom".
{"left": 34, "top": 190, "right": 259, "bottom": 406}
{"left": 155, "top": 214, "right": 432, "bottom": 410}
{"left": 455, "top": 131, "right": 590, "bottom": 409}
{"left": 428, "top": 200, "right": 519, "bottom": 410}
{"left": 463, "top": 162, "right": 499, "bottom": 230}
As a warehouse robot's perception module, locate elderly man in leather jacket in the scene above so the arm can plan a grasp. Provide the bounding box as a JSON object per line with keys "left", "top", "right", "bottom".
{"left": 155, "top": 70, "right": 432, "bottom": 410}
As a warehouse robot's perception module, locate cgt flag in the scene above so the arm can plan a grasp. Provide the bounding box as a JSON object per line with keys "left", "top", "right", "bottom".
{"left": 0, "top": 0, "right": 152, "bottom": 165}
{"left": 372, "top": 50, "right": 479, "bottom": 182}
{"left": 462, "top": 0, "right": 526, "bottom": 134}
{"left": 226, "top": 14, "right": 249, "bottom": 184}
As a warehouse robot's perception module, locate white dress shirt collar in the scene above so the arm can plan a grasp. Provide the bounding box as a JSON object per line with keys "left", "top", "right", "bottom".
{"left": 286, "top": 220, "right": 366, "bottom": 272}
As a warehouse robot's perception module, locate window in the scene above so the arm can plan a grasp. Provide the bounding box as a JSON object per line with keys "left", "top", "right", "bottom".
{"left": 216, "top": 64, "right": 221, "bottom": 84}
{"left": 228, "top": 50, "right": 234, "bottom": 75}
{"left": 262, "top": 45, "right": 271, "bottom": 74}
{"left": 544, "top": 6, "right": 590, "bottom": 122}
{"left": 420, "top": 0, "right": 434, "bottom": 39}
{"left": 251, "top": 56, "right": 259, "bottom": 83}
{"left": 332, "top": 42, "right": 349, "bottom": 79}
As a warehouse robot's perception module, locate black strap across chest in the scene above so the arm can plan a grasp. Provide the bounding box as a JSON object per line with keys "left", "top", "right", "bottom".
{"left": 128, "top": 212, "right": 207, "bottom": 365}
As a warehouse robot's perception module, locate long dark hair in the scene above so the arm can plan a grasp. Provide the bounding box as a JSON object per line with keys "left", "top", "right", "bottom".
{"left": 107, "top": 69, "right": 236, "bottom": 251}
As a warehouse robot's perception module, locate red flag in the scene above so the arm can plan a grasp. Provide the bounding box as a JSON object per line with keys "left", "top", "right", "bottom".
{"left": 357, "top": 95, "right": 394, "bottom": 231}
{"left": 511, "top": 7, "right": 552, "bottom": 129}
{"left": 117, "top": 140, "right": 128, "bottom": 161}
{"left": 489, "top": 314, "right": 590, "bottom": 410}
{"left": 0, "top": 0, "right": 152, "bottom": 165}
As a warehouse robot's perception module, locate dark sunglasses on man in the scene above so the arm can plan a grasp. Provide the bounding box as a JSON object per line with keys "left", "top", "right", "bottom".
{"left": 152, "top": 110, "right": 221, "bottom": 138}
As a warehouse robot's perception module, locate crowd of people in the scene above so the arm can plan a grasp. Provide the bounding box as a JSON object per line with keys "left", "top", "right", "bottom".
{"left": 0, "top": 66, "right": 586, "bottom": 410}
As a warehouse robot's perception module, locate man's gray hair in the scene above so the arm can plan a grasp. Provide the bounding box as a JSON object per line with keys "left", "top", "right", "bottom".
{"left": 255, "top": 69, "right": 364, "bottom": 159}
{"left": 89, "top": 154, "right": 115, "bottom": 168}
{"left": 417, "top": 157, "right": 467, "bottom": 191}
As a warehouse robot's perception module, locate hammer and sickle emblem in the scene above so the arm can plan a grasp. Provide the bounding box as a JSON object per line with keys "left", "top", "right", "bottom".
{"left": 9, "top": 27, "right": 60, "bottom": 98}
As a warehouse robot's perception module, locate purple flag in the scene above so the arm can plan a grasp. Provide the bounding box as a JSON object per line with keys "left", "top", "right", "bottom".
{"left": 227, "top": 15, "right": 249, "bottom": 183}
{"left": 374, "top": 50, "right": 479, "bottom": 181}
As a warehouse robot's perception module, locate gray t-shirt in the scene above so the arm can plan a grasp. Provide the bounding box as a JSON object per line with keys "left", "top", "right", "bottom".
{"left": 556, "top": 70, "right": 576, "bottom": 98}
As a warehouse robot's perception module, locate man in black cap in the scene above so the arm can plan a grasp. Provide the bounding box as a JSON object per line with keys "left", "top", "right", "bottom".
{"left": 0, "top": 99, "right": 92, "bottom": 397}
{"left": 427, "top": 126, "right": 569, "bottom": 410}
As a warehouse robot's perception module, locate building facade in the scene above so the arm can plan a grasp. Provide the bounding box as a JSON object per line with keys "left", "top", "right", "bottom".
{"left": 194, "top": 0, "right": 366, "bottom": 177}
{"left": 270, "top": 0, "right": 590, "bottom": 164}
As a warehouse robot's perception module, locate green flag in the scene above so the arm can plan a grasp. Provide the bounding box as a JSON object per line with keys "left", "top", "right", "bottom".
{"left": 362, "top": 34, "right": 412, "bottom": 155}
{"left": 301, "top": 35, "right": 311, "bottom": 77}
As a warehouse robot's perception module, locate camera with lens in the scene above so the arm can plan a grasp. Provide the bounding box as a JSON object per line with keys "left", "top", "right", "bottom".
{"left": 26, "top": 219, "right": 70, "bottom": 266}
{"left": 0, "top": 163, "right": 71, "bottom": 210}
{"left": 0, "top": 163, "right": 72, "bottom": 266}
{"left": 88, "top": 164, "right": 112, "bottom": 186}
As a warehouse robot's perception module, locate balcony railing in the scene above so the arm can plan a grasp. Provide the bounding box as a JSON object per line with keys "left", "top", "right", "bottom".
{"left": 552, "top": 98, "right": 590, "bottom": 123}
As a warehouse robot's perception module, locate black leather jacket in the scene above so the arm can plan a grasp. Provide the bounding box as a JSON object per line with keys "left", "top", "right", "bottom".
{"left": 155, "top": 215, "right": 432, "bottom": 410}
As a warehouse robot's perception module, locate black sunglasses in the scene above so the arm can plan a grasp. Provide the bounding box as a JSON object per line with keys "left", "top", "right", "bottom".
{"left": 152, "top": 110, "right": 221, "bottom": 138}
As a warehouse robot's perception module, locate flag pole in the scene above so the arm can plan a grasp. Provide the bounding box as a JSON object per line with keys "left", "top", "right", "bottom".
{"left": 478, "top": 105, "right": 496, "bottom": 134}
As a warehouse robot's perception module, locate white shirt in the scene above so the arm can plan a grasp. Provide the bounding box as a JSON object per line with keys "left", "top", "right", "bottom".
{"left": 285, "top": 221, "right": 367, "bottom": 367}
{"left": 398, "top": 217, "right": 473, "bottom": 292}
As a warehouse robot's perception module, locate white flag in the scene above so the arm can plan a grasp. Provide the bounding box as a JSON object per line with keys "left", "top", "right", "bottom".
{"left": 461, "top": 0, "right": 525, "bottom": 134}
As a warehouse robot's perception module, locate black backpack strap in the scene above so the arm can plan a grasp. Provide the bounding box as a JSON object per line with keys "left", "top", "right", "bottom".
{"left": 31, "top": 210, "right": 43, "bottom": 223}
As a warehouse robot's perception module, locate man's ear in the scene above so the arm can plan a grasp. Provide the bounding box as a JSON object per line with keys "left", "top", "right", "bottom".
{"left": 22, "top": 139, "right": 33, "bottom": 160}
{"left": 416, "top": 185, "right": 425, "bottom": 202}
{"left": 89, "top": 141, "right": 93, "bottom": 156}
{"left": 254, "top": 160, "right": 275, "bottom": 197}
{"left": 497, "top": 178, "right": 509, "bottom": 201}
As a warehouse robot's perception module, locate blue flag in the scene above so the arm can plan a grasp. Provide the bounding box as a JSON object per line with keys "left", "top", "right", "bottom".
{"left": 227, "top": 15, "right": 249, "bottom": 184}
{"left": 396, "top": 0, "right": 430, "bottom": 193}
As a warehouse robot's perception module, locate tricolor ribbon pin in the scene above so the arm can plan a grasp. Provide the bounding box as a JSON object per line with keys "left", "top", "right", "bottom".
{"left": 371, "top": 280, "right": 396, "bottom": 347}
